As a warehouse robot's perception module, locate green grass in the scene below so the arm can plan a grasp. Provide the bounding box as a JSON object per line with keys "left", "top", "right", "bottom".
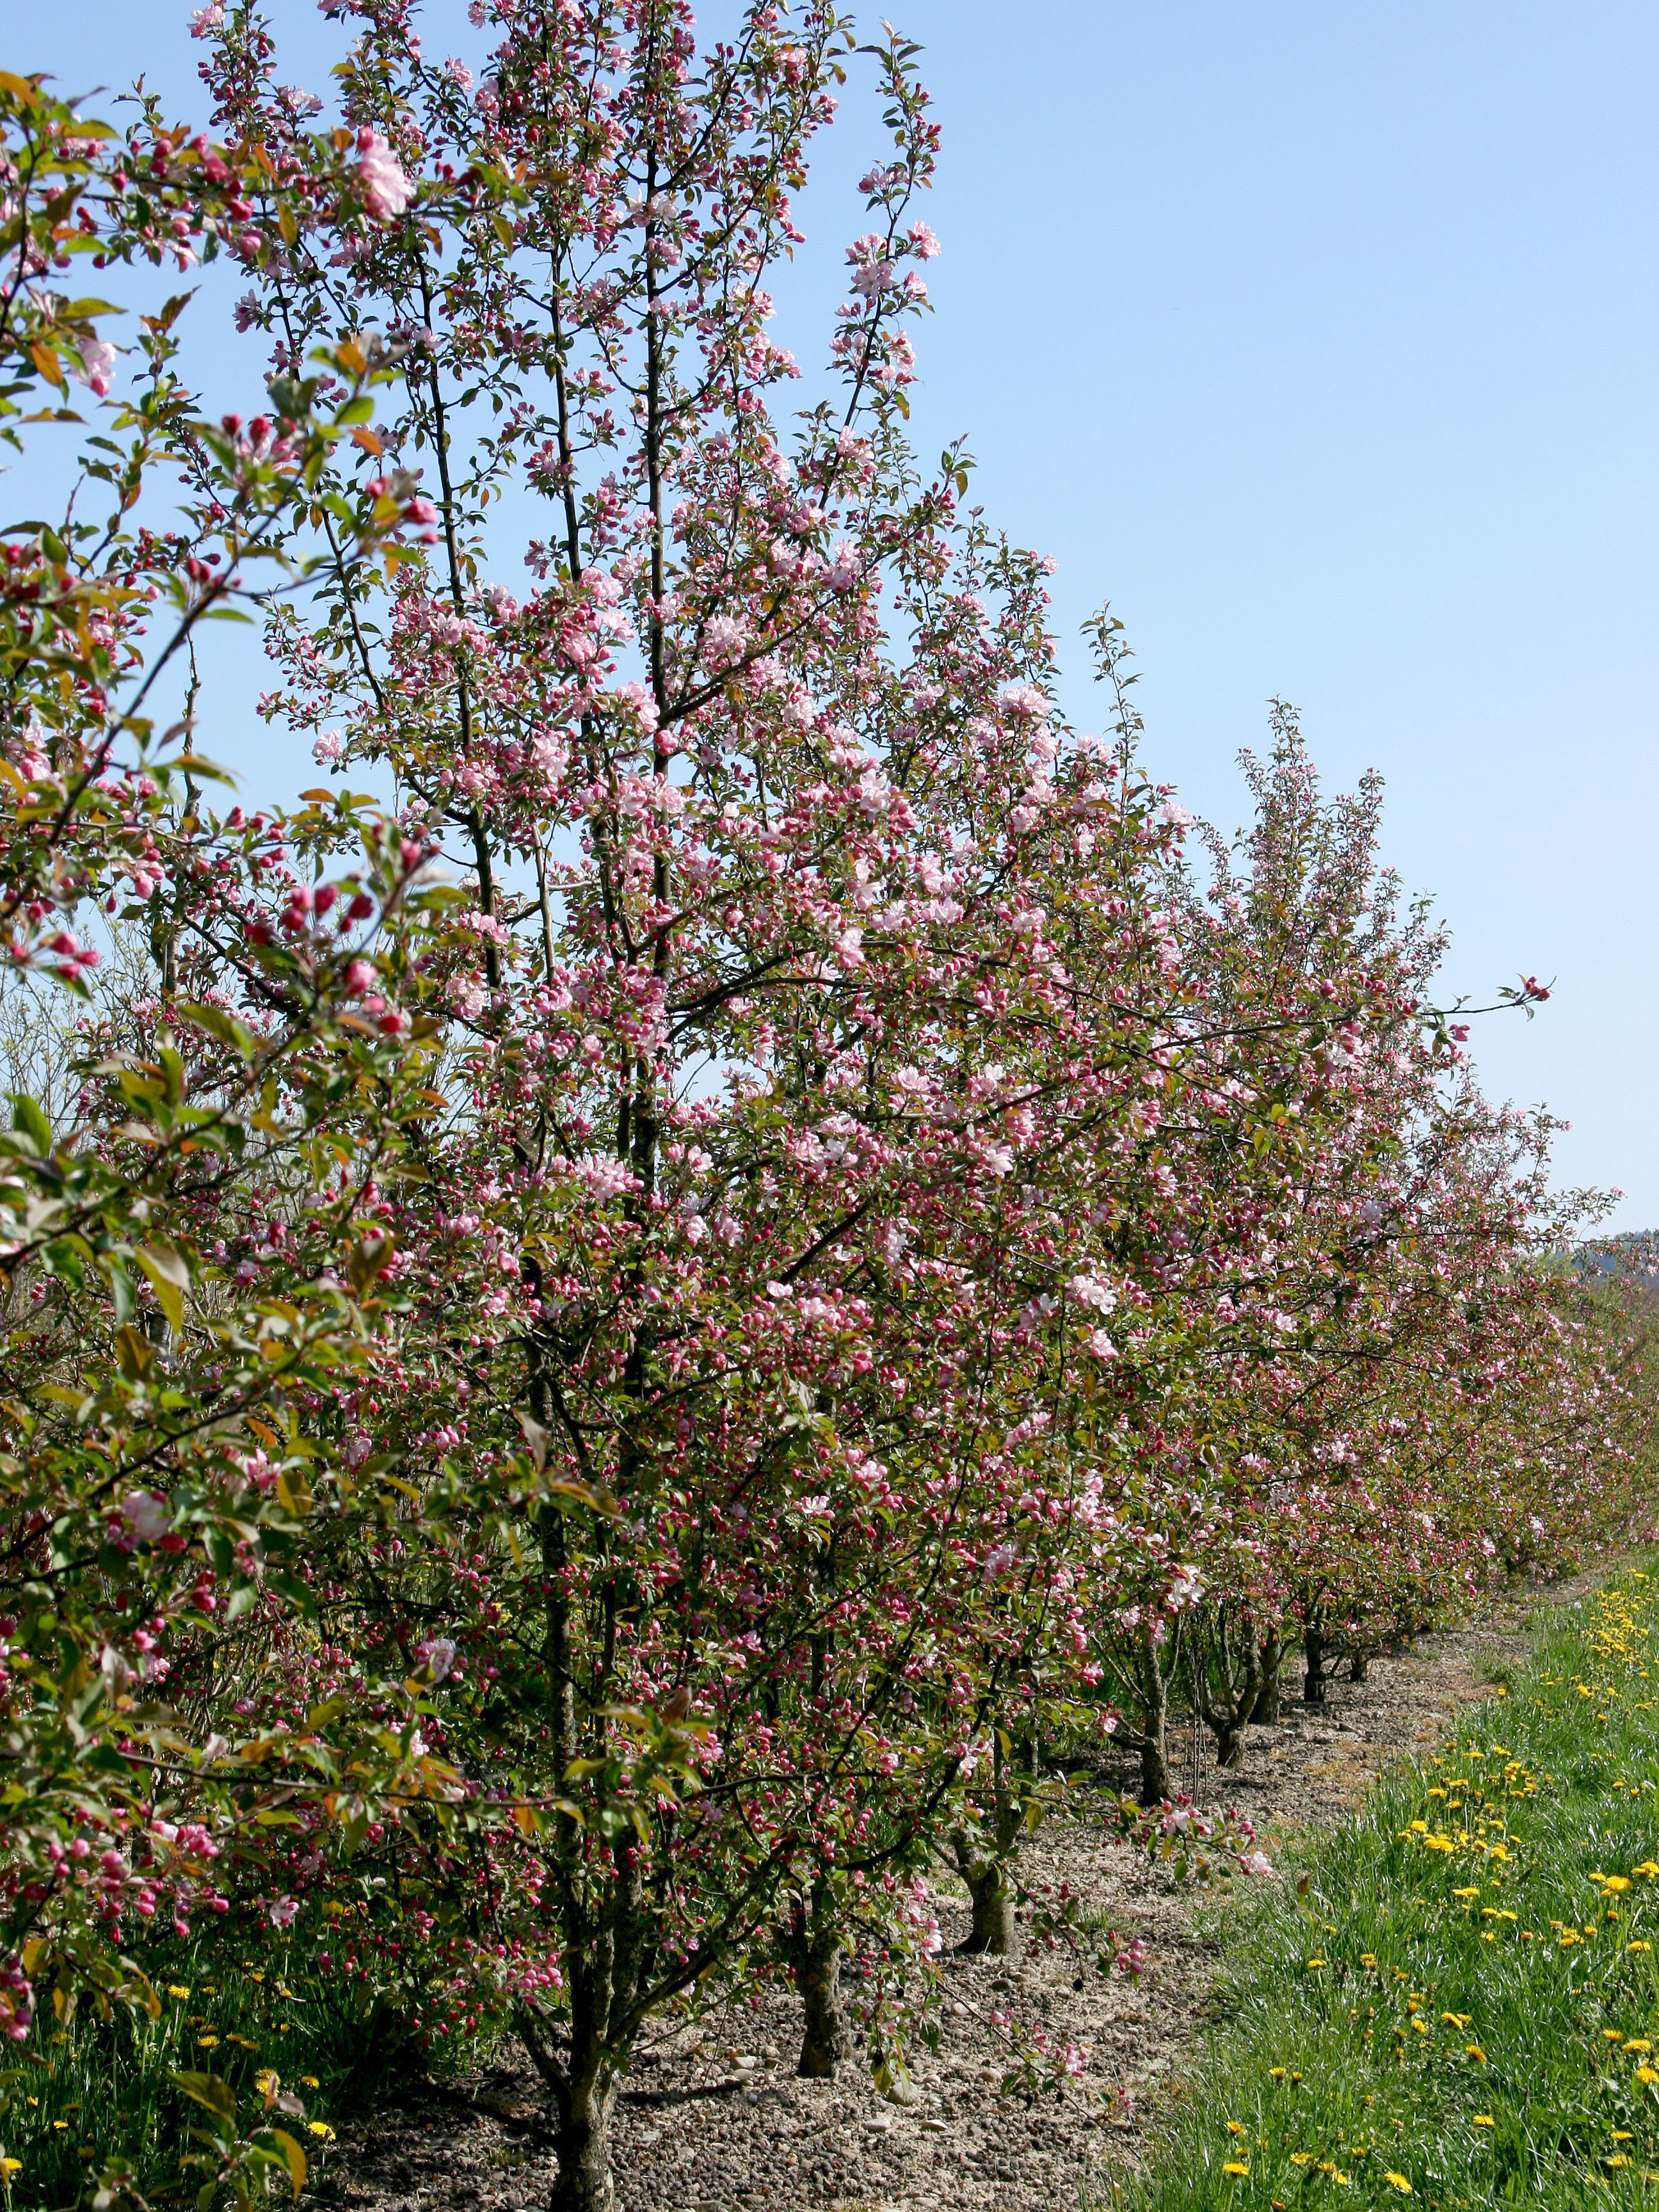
{"left": 0, "top": 1932, "right": 437, "bottom": 2206}
{"left": 1119, "top": 1567, "right": 1659, "bottom": 2210}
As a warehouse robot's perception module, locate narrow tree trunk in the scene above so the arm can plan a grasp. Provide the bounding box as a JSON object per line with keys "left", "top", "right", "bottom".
{"left": 1302, "top": 1625, "right": 1327, "bottom": 1706}
{"left": 1256, "top": 1633, "right": 1284, "bottom": 1724}
{"left": 797, "top": 1894, "right": 854, "bottom": 2077}
{"left": 1349, "top": 1649, "right": 1369, "bottom": 1683}
{"left": 1138, "top": 1618, "right": 1171, "bottom": 1804}
{"left": 1196, "top": 1609, "right": 1262, "bottom": 1769}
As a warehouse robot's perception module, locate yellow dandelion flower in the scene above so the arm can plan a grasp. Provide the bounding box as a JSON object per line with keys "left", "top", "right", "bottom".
{"left": 1222, "top": 2161, "right": 1249, "bottom": 2177}
{"left": 307, "top": 2122, "right": 335, "bottom": 2142}
{"left": 1452, "top": 1887, "right": 1480, "bottom": 1900}
{"left": 1630, "top": 1941, "right": 1652, "bottom": 1952}
{"left": 1638, "top": 2066, "right": 1659, "bottom": 2086}
{"left": 166, "top": 1985, "right": 191, "bottom": 2000}
{"left": 1291, "top": 2152, "right": 1312, "bottom": 2167}
{"left": 300, "top": 2076, "right": 319, "bottom": 2089}
{"left": 1473, "top": 2115, "right": 1495, "bottom": 2128}
{"left": 1, "top": 2158, "right": 19, "bottom": 2174}
{"left": 1626, "top": 2040, "right": 1652, "bottom": 2054}
{"left": 1384, "top": 2174, "right": 1413, "bottom": 2194}
{"left": 1613, "top": 2131, "right": 1634, "bottom": 2142}
{"left": 1269, "top": 2067, "right": 1286, "bottom": 2080}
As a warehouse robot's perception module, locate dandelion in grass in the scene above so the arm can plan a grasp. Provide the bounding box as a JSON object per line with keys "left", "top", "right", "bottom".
{"left": 1473, "top": 2115, "right": 1495, "bottom": 2127}
{"left": 307, "top": 2122, "right": 335, "bottom": 2141}
{"left": 1384, "top": 2174, "right": 1413, "bottom": 2194}
{"left": 1222, "top": 2162, "right": 1249, "bottom": 2177}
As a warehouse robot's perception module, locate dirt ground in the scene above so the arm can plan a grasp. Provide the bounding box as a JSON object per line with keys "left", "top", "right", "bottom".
{"left": 310, "top": 1577, "right": 1588, "bottom": 2212}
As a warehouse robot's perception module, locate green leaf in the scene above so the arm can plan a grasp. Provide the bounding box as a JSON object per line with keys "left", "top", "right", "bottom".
{"left": 269, "top": 2129, "right": 307, "bottom": 2197}
{"left": 172, "top": 2070, "right": 236, "bottom": 2127}
{"left": 136, "top": 1243, "right": 190, "bottom": 1333}
{"left": 178, "top": 1000, "right": 255, "bottom": 1059}
{"left": 7, "top": 1094, "right": 51, "bottom": 1154}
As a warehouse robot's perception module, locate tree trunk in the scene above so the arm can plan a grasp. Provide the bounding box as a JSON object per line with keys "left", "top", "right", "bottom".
{"left": 797, "top": 1902, "right": 854, "bottom": 2076}
{"left": 960, "top": 1859, "right": 1016, "bottom": 1955}
{"left": 550, "top": 2065, "right": 617, "bottom": 2212}
{"left": 1302, "top": 1626, "right": 1327, "bottom": 1706}
{"left": 1196, "top": 1607, "right": 1262, "bottom": 1769}
{"left": 1137, "top": 1617, "right": 1171, "bottom": 1804}
{"left": 952, "top": 1726, "right": 1023, "bottom": 1954}
{"left": 1256, "top": 1633, "right": 1284, "bottom": 1724}
{"left": 1349, "top": 1649, "right": 1369, "bottom": 1683}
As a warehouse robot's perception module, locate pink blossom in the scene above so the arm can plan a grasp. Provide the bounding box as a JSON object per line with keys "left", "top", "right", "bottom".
{"left": 356, "top": 131, "right": 413, "bottom": 221}
{"left": 998, "top": 682, "right": 1048, "bottom": 721}
{"left": 69, "top": 339, "right": 116, "bottom": 397}
{"left": 120, "top": 1492, "right": 171, "bottom": 1544}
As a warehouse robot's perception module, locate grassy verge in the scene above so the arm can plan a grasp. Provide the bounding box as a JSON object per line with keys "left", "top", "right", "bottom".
{"left": 1120, "top": 1566, "right": 1659, "bottom": 2209}
{"left": 0, "top": 1936, "right": 448, "bottom": 2205}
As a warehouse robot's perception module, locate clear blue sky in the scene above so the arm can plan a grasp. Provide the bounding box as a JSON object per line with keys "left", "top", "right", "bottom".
{"left": 22, "top": 3, "right": 1659, "bottom": 1226}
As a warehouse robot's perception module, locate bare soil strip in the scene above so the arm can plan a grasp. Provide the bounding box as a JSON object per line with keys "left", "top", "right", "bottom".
{"left": 314, "top": 1578, "right": 1584, "bottom": 2212}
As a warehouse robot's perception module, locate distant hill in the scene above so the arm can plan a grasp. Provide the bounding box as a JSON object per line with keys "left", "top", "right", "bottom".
{"left": 1576, "top": 1231, "right": 1659, "bottom": 1302}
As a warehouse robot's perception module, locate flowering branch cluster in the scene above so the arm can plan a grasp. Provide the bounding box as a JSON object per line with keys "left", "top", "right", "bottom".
{"left": 0, "top": 12, "right": 1649, "bottom": 2211}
